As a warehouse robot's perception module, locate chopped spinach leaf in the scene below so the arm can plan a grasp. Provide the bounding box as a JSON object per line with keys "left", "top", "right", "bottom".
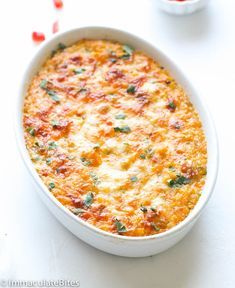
{"left": 67, "top": 155, "right": 76, "bottom": 160}
{"left": 46, "top": 158, "right": 52, "bottom": 165}
{"left": 48, "top": 182, "right": 55, "bottom": 190}
{"left": 84, "top": 192, "right": 94, "bottom": 207}
{"left": 130, "top": 176, "right": 138, "bottom": 182}
{"left": 71, "top": 208, "right": 85, "bottom": 215}
{"left": 120, "top": 54, "right": 131, "bottom": 60}
{"left": 169, "top": 166, "right": 175, "bottom": 171}
{"left": 168, "top": 175, "right": 190, "bottom": 188}
{"left": 109, "top": 57, "right": 117, "bottom": 63}
{"left": 47, "top": 90, "right": 60, "bottom": 102}
{"left": 51, "top": 120, "right": 59, "bottom": 128}
{"left": 114, "top": 126, "right": 131, "bottom": 133}
{"left": 123, "top": 45, "right": 134, "bottom": 55}
{"left": 151, "top": 222, "right": 160, "bottom": 231}
{"left": 142, "top": 148, "right": 154, "bottom": 159}
{"left": 115, "top": 220, "right": 127, "bottom": 233}
{"left": 39, "top": 79, "right": 60, "bottom": 102}
{"left": 58, "top": 42, "right": 66, "bottom": 50}
{"left": 51, "top": 43, "right": 66, "bottom": 57}
{"left": 27, "top": 127, "right": 36, "bottom": 137}
{"left": 126, "top": 85, "right": 136, "bottom": 94}
{"left": 89, "top": 172, "right": 100, "bottom": 186}
{"left": 93, "top": 143, "right": 100, "bottom": 150}
{"left": 74, "top": 68, "right": 86, "bottom": 74}
{"left": 120, "top": 44, "right": 134, "bottom": 60}
{"left": 115, "top": 113, "right": 126, "bottom": 120}
{"left": 167, "top": 100, "right": 176, "bottom": 112}
{"left": 80, "top": 157, "right": 91, "bottom": 166}
{"left": 33, "top": 156, "right": 40, "bottom": 161}
{"left": 140, "top": 206, "right": 147, "bottom": 213}
{"left": 40, "top": 79, "right": 48, "bottom": 89}
{"left": 48, "top": 141, "right": 58, "bottom": 150}
{"left": 78, "top": 88, "right": 87, "bottom": 93}
{"left": 35, "top": 141, "right": 43, "bottom": 148}
{"left": 169, "top": 101, "right": 176, "bottom": 110}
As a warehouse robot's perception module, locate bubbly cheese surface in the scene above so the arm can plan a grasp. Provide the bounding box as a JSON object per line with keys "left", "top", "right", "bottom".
{"left": 23, "top": 40, "right": 207, "bottom": 236}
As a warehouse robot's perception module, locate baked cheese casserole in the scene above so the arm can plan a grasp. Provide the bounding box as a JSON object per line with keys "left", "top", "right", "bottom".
{"left": 23, "top": 40, "right": 207, "bottom": 236}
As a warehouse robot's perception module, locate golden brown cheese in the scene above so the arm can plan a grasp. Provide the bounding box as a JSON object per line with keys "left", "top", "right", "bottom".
{"left": 23, "top": 40, "right": 207, "bottom": 236}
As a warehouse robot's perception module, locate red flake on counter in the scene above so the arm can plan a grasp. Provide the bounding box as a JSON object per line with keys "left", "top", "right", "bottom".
{"left": 32, "top": 32, "right": 45, "bottom": 43}
{"left": 53, "top": 0, "right": 63, "bottom": 9}
{"left": 53, "top": 21, "right": 59, "bottom": 33}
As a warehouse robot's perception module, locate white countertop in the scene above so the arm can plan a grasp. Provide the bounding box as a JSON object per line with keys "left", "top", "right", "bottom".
{"left": 0, "top": 0, "right": 235, "bottom": 287}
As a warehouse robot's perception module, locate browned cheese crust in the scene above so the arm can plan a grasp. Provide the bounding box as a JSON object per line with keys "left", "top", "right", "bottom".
{"left": 23, "top": 40, "right": 207, "bottom": 236}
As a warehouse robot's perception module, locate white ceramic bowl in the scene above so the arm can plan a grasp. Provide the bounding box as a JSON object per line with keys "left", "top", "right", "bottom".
{"left": 157, "top": 0, "right": 210, "bottom": 15}
{"left": 16, "top": 26, "right": 218, "bottom": 257}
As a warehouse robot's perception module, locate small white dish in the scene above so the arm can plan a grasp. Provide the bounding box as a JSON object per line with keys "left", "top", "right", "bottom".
{"left": 157, "top": 0, "right": 210, "bottom": 15}
{"left": 15, "top": 26, "right": 218, "bottom": 257}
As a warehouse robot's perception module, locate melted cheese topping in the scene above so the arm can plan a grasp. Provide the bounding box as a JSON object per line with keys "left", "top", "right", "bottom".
{"left": 23, "top": 40, "right": 207, "bottom": 236}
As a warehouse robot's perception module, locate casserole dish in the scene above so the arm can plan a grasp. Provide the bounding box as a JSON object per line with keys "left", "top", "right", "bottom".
{"left": 157, "top": 0, "right": 210, "bottom": 15}
{"left": 16, "top": 26, "right": 218, "bottom": 257}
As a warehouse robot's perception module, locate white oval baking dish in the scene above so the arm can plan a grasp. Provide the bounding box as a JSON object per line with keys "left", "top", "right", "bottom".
{"left": 16, "top": 26, "right": 218, "bottom": 257}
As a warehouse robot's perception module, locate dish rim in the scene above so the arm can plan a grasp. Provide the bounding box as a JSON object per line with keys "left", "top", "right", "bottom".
{"left": 158, "top": 0, "right": 206, "bottom": 5}
{"left": 15, "top": 26, "right": 218, "bottom": 242}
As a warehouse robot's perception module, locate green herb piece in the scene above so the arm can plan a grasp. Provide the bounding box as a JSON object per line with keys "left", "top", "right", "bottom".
{"left": 47, "top": 90, "right": 60, "bottom": 102}
{"left": 48, "top": 182, "right": 55, "bottom": 190}
{"left": 115, "top": 113, "right": 126, "bottom": 120}
{"left": 51, "top": 50, "right": 57, "bottom": 57}
{"left": 150, "top": 207, "right": 157, "bottom": 212}
{"left": 120, "top": 44, "right": 134, "bottom": 59}
{"left": 78, "top": 88, "right": 87, "bottom": 93}
{"left": 169, "top": 101, "right": 176, "bottom": 110}
{"left": 168, "top": 175, "right": 190, "bottom": 188}
{"left": 89, "top": 172, "right": 100, "bottom": 186}
{"left": 40, "top": 79, "right": 48, "bottom": 89}
{"left": 169, "top": 166, "right": 175, "bottom": 171}
{"left": 33, "top": 156, "right": 40, "bottom": 161}
{"left": 126, "top": 85, "right": 136, "bottom": 94}
{"left": 140, "top": 206, "right": 147, "bottom": 213}
{"left": 39, "top": 79, "right": 60, "bottom": 102}
{"left": 123, "top": 45, "right": 134, "bottom": 55}
{"left": 71, "top": 208, "right": 85, "bottom": 215}
{"left": 140, "top": 154, "right": 146, "bottom": 159}
{"left": 84, "top": 192, "right": 94, "bottom": 207}
{"left": 35, "top": 141, "right": 43, "bottom": 148}
{"left": 143, "top": 148, "right": 154, "bottom": 159}
{"left": 120, "top": 54, "right": 131, "bottom": 60}
{"left": 27, "top": 127, "right": 36, "bottom": 137}
{"left": 109, "top": 58, "right": 117, "bottom": 63}
{"left": 114, "top": 126, "right": 131, "bottom": 133}
{"left": 151, "top": 222, "right": 160, "bottom": 232}
{"left": 51, "top": 120, "right": 59, "bottom": 128}
{"left": 80, "top": 157, "right": 91, "bottom": 166}
{"left": 67, "top": 155, "right": 76, "bottom": 160}
{"left": 51, "top": 43, "right": 67, "bottom": 57}
{"left": 167, "top": 100, "right": 176, "bottom": 112}
{"left": 48, "top": 141, "right": 58, "bottom": 150}
{"left": 74, "top": 68, "right": 86, "bottom": 74}
{"left": 115, "top": 220, "right": 127, "bottom": 233}
{"left": 46, "top": 158, "right": 52, "bottom": 165}
{"left": 93, "top": 144, "right": 100, "bottom": 150}
{"left": 110, "top": 50, "right": 116, "bottom": 56}
{"left": 130, "top": 176, "right": 138, "bottom": 182}
{"left": 58, "top": 42, "right": 66, "bottom": 50}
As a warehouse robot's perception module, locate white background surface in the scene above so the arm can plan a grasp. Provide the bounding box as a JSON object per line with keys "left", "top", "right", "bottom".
{"left": 0, "top": 0, "right": 235, "bottom": 287}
